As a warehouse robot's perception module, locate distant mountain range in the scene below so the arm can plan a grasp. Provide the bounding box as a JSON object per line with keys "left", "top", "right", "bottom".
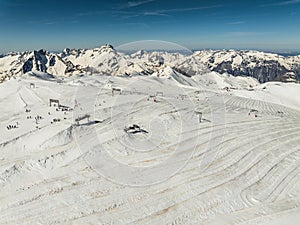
{"left": 0, "top": 44, "right": 299, "bottom": 83}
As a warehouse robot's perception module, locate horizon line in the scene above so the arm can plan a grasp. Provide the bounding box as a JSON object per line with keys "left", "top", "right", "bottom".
{"left": 1, "top": 45, "right": 300, "bottom": 55}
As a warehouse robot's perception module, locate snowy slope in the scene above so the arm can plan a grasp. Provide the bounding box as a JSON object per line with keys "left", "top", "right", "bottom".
{"left": 0, "top": 71, "right": 299, "bottom": 224}
{"left": 233, "top": 82, "right": 300, "bottom": 111}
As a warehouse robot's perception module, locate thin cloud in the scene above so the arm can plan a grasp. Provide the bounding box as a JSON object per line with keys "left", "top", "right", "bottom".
{"left": 127, "top": 0, "right": 156, "bottom": 7}
{"left": 117, "top": 10, "right": 171, "bottom": 19}
{"left": 227, "top": 21, "right": 245, "bottom": 25}
{"left": 45, "top": 21, "right": 56, "bottom": 25}
{"left": 114, "top": 0, "right": 156, "bottom": 9}
{"left": 119, "top": 14, "right": 141, "bottom": 19}
{"left": 261, "top": 0, "right": 300, "bottom": 7}
{"left": 76, "top": 4, "right": 222, "bottom": 20}
{"left": 147, "top": 5, "right": 223, "bottom": 14}
{"left": 225, "top": 32, "right": 262, "bottom": 37}
{"left": 143, "top": 12, "right": 171, "bottom": 17}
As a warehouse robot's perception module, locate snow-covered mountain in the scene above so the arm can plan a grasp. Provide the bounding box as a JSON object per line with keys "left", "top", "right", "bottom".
{"left": 1, "top": 45, "right": 300, "bottom": 83}
{"left": 58, "top": 45, "right": 209, "bottom": 77}
{"left": 0, "top": 49, "right": 82, "bottom": 82}
{"left": 193, "top": 49, "right": 300, "bottom": 82}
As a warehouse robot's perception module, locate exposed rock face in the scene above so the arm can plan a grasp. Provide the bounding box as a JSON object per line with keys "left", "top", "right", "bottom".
{"left": 22, "top": 50, "right": 52, "bottom": 74}
{"left": 276, "top": 72, "right": 297, "bottom": 82}
{"left": 213, "top": 60, "right": 288, "bottom": 82}
{"left": 65, "top": 60, "right": 76, "bottom": 73}
{"left": 212, "top": 59, "right": 288, "bottom": 82}
{"left": 33, "top": 49, "right": 48, "bottom": 72}
{"left": 49, "top": 55, "right": 56, "bottom": 67}
{"left": 22, "top": 57, "right": 34, "bottom": 74}
{"left": 193, "top": 50, "right": 300, "bottom": 83}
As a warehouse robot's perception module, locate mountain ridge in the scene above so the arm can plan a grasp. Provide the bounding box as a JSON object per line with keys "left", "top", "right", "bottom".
{"left": 1, "top": 44, "right": 300, "bottom": 83}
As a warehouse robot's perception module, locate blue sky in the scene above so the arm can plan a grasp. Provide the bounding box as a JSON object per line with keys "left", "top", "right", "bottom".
{"left": 0, "top": 0, "right": 299, "bottom": 53}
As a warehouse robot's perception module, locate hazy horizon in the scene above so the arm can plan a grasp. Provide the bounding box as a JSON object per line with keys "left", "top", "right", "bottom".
{"left": 1, "top": 44, "right": 300, "bottom": 56}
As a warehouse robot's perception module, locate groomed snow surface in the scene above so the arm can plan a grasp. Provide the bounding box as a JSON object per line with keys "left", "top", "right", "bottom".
{"left": 0, "top": 72, "right": 299, "bottom": 225}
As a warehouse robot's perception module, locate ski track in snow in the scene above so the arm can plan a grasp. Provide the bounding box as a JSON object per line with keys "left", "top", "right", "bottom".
{"left": 0, "top": 73, "right": 299, "bottom": 225}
